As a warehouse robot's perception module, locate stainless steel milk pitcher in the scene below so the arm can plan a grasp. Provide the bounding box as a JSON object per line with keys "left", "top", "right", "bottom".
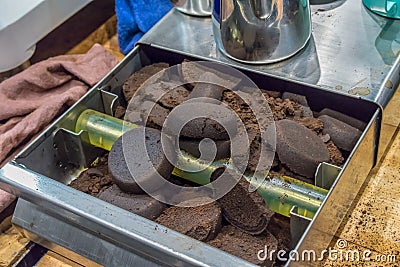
{"left": 171, "top": 0, "right": 212, "bottom": 16}
{"left": 212, "top": 0, "right": 312, "bottom": 64}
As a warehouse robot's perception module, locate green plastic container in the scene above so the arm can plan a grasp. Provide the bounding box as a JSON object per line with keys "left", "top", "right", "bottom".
{"left": 363, "top": 0, "right": 400, "bottom": 18}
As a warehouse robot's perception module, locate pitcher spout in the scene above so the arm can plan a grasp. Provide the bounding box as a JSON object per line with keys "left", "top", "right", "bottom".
{"left": 250, "top": 0, "right": 283, "bottom": 20}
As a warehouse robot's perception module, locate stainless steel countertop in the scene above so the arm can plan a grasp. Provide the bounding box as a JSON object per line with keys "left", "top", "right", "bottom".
{"left": 140, "top": 0, "right": 400, "bottom": 107}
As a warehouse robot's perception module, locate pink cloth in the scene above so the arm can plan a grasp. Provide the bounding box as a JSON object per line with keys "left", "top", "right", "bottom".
{"left": 0, "top": 44, "right": 118, "bottom": 163}
{"left": 0, "top": 44, "right": 119, "bottom": 210}
{"left": 0, "top": 189, "right": 15, "bottom": 214}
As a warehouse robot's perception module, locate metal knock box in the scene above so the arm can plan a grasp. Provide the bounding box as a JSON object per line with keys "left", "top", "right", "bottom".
{"left": 0, "top": 44, "right": 382, "bottom": 266}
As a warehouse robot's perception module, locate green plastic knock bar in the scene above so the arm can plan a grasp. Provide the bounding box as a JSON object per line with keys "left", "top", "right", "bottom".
{"left": 75, "top": 109, "right": 328, "bottom": 219}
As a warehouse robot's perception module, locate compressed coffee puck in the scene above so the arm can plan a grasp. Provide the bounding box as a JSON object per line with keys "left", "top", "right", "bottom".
{"left": 137, "top": 101, "right": 170, "bottom": 129}
{"left": 164, "top": 101, "right": 237, "bottom": 140}
{"left": 98, "top": 185, "right": 166, "bottom": 220}
{"left": 123, "top": 63, "right": 169, "bottom": 102}
{"left": 158, "top": 85, "right": 190, "bottom": 109}
{"left": 108, "top": 128, "right": 174, "bottom": 194}
{"left": 124, "top": 110, "right": 143, "bottom": 125}
{"left": 264, "top": 90, "right": 281, "bottom": 98}
{"left": 275, "top": 119, "right": 330, "bottom": 178}
{"left": 178, "top": 138, "right": 230, "bottom": 160}
{"left": 246, "top": 133, "right": 276, "bottom": 172}
{"left": 230, "top": 125, "right": 275, "bottom": 172}
{"left": 188, "top": 72, "right": 226, "bottom": 102}
{"left": 211, "top": 168, "right": 274, "bottom": 235}
{"left": 319, "top": 115, "right": 362, "bottom": 152}
{"left": 282, "top": 92, "right": 309, "bottom": 107}
{"left": 179, "top": 60, "right": 241, "bottom": 89}
{"left": 208, "top": 226, "right": 278, "bottom": 266}
{"left": 318, "top": 108, "right": 366, "bottom": 130}
{"left": 139, "top": 81, "right": 190, "bottom": 109}
{"left": 155, "top": 197, "right": 222, "bottom": 242}
{"left": 301, "top": 105, "right": 314, "bottom": 118}
{"left": 266, "top": 214, "right": 291, "bottom": 252}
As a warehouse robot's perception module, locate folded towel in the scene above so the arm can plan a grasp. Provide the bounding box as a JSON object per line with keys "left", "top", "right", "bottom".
{"left": 0, "top": 44, "right": 118, "bottom": 213}
{"left": 116, "top": 0, "right": 173, "bottom": 54}
{"left": 0, "top": 44, "right": 119, "bottom": 164}
{"left": 0, "top": 189, "right": 15, "bottom": 215}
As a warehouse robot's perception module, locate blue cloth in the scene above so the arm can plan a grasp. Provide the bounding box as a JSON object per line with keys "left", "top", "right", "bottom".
{"left": 116, "top": 0, "right": 173, "bottom": 55}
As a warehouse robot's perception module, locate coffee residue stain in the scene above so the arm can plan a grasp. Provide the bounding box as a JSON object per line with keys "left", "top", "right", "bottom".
{"left": 385, "top": 80, "right": 393, "bottom": 89}
{"left": 348, "top": 87, "right": 371, "bottom": 96}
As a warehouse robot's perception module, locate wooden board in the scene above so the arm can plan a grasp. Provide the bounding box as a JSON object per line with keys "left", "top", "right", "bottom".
{"left": 36, "top": 251, "right": 84, "bottom": 267}
{"left": 0, "top": 225, "right": 30, "bottom": 266}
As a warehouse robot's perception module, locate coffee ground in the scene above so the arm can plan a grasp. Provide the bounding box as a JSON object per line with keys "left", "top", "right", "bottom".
{"left": 297, "top": 117, "right": 324, "bottom": 133}
{"left": 208, "top": 225, "right": 278, "bottom": 266}
{"left": 327, "top": 140, "right": 345, "bottom": 166}
{"left": 267, "top": 214, "right": 292, "bottom": 253}
{"left": 155, "top": 197, "right": 222, "bottom": 242}
{"left": 69, "top": 154, "right": 112, "bottom": 196}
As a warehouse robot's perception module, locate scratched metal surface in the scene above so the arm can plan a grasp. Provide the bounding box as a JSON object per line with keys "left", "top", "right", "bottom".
{"left": 140, "top": 0, "right": 400, "bottom": 107}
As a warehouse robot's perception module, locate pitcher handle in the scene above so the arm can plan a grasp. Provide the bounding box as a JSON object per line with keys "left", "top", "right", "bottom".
{"left": 385, "top": 0, "right": 397, "bottom": 15}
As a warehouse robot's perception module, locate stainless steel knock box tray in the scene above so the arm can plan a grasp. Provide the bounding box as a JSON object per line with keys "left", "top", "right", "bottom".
{"left": 0, "top": 44, "right": 382, "bottom": 266}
